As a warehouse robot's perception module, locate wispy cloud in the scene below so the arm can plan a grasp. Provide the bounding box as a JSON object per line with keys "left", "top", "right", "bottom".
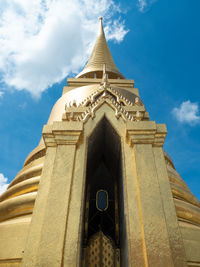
{"left": 0, "top": 173, "right": 9, "bottom": 195}
{"left": 0, "top": 91, "right": 4, "bottom": 98}
{"left": 137, "top": 0, "right": 157, "bottom": 12}
{"left": 18, "top": 102, "right": 27, "bottom": 109}
{"left": 172, "top": 100, "right": 200, "bottom": 125}
{"left": 0, "top": 0, "right": 128, "bottom": 98}
{"left": 105, "top": 19, "right": 129, "bottom": 43}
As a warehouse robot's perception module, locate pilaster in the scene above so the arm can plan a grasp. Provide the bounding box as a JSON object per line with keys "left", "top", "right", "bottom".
{"left": 62, "top": 140, "right": 87, "bottom": 266}
{"left": 126, "top": 121, "right": 187, "bottom": 267}
{"left": 122, "top": 141, "right": 148, "bottom": 267}
{"left": 22, "top": 121, "right": 83, "bottom": 267}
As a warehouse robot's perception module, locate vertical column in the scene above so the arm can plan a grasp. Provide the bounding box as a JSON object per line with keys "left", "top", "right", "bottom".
{"left": 126, "top": 121, "right": 177, "bottom": 267}
{"left": 62, "top": 141, "right": 87, "bottom": 266}
{"left": 22, "top": 122, "right": 83, "bottom": 267}
{"left": 123, "top": 141, "right": 148, "bottom": 267}
{"left": 153, "top": 126, "right": 187, "bottom": 267}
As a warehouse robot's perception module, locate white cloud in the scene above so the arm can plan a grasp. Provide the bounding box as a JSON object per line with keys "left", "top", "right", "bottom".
{"left": 0, "top": 173, "right": 9, "bottom": 195}
{"left": 105, "top": 19, "right": 129, "bottom": 43}
{"left": 172, "top": 100, "right": 200, "bottom": 125}
{"left": 137, "top": 0, "right": 157, "bottom": 12}
{"left": 0, "top": 0, "right": 128, "bottom": 98}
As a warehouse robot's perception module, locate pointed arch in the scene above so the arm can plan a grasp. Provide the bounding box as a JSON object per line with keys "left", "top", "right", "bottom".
{"left": 83, "top": 101, "right": 127, "bottom": 138}
{"left": 81, "top": 105, "right": 129, "bottom": 266}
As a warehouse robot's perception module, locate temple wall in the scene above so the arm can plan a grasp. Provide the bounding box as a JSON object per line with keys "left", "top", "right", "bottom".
{"left": 0, "top": 215, "right": 31, "bottom": 266}
{"left": 180, "top": 221, "right": 200, "bottom": 267}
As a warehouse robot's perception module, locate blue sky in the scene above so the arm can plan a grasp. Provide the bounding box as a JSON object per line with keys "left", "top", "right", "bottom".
{"left": 0, "top": 0, "right": 200, "bottom": 199}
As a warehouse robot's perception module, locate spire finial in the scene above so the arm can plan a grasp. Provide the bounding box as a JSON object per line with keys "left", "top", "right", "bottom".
{"left": 98, "top": 16, "right": 104, "bottom": 36}
{"left": 101, "top": 63, "right": 110, "bottom": 89}
{"left": 103, "top": 63, "right": 106, "bottom": 75}
{"left": 102, "top": 63, "right": 107, "bottom": 83}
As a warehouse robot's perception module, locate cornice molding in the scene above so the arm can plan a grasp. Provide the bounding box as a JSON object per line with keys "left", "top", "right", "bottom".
{"left": 42, "top": 121, "right": 83, "bottom": 147}
{"left": 126, "top": 121, "right": 167, "bottom": 146}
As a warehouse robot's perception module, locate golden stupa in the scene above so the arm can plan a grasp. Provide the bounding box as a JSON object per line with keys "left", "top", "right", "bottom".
{"left": 0, "top": 18, "right": 200, "bottom": 267}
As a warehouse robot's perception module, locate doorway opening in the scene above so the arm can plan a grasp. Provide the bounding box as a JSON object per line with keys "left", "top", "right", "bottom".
{"left": 82, "top": 117, "right": 128, "bottom": 266}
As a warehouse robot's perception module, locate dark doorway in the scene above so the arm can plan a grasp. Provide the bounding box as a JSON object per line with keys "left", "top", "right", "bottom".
{"left": 82, "top": 117, "right": 128, "bottom": 266}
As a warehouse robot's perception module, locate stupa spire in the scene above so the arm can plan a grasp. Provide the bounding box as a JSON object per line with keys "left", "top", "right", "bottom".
{"left": 76, "top": 17, "right": 125, "bottom": 79}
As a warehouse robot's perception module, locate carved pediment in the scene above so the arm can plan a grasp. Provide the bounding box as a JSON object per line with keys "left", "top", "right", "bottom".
{"left": 63, "top": 80, "right": 148, "bottom": 123}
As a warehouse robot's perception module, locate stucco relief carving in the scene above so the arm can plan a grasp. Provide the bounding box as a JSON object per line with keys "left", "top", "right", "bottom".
{"left": 63, "top": 81, "right": 146, "bottom": 123}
